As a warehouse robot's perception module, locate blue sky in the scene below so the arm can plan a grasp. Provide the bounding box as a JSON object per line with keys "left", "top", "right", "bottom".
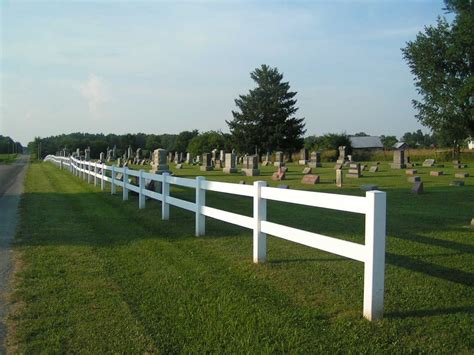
{"left": 1, "top": 0, "right": 446, "bottom": 145}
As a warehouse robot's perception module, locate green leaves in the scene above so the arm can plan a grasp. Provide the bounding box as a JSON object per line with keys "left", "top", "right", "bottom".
{"left": 227, "top": 64, "right": 306, "bottom": 154}
{"left": 402, "top": 1, "right": 474, "bottom": 154}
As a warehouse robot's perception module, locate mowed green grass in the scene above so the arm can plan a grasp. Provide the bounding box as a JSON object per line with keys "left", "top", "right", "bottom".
{"left": 8, "top": 160, "right": 474, "bottom": 352}
{"left": 0, "top": 153, "right": 18, "bottom": 164}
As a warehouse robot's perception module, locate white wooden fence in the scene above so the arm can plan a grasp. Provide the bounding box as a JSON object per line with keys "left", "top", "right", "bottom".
{"left": 44, "top": 154, "right": 387, "bottom": 321}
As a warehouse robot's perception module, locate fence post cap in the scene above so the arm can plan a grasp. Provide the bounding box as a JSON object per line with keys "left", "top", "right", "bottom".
{"left": 366, "top": 190, "right": 386, "bottom": 197}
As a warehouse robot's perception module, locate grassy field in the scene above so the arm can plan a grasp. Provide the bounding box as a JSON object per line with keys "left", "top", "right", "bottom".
{"left": 0, "top": 154, "right": 18, "bottom": 164}
{"left": 7, "top": 160, "right": 474, "bottom": 352}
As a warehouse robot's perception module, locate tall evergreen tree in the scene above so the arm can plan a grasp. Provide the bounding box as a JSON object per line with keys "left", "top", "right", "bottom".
{"left": 227, "top": 64, "right": 306, "bottom": 154}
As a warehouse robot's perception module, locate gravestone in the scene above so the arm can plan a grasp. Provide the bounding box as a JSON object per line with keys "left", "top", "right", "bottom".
{"left": 238, "top": 180, "right": 245, "bottom": 184}
{"left": 406, "top": 169, "right": 417, "bottom": 175}
{"left": 127, "top": 146, "right": 133, "bottom": 161}
{"left": 174, "top": 152, "right": 179, "bottom": 164}
{"left": 242, "top": 155, "right": 260, "bottom": 176}
{"left": 214, "top": 159, "right": 223, "bottom": 169}
{"left": 84, "top": 147, "right": 91, "bottom": 161}
{"left": 116, "top": 158, "right": 122, "bottom": 167}
{"left": 219, "top": 150, "right": 225, "bottom": 162}
{"left": 135, "top": 148, "right": 141, "bottom": 161}
{"left": 302, "top": 167, "right": 312, "bottom": 175}
{"left": 274, "top": 151, "right": 284, "bottom": 167}
{"left": 112, "top": 146, "right": 117, "bottom": 159}
{"left": 422, "top": 159, "right": 435, "bottom": 167}
{"left": 450, "top": 180, "right": 464, "bottom": 187}
{"left": 262, "top": 161, "right": 270, "bottom": 166}
{"left": 455, "top": 172, "right": 469, "bottom": 178}
{"left": 369, "top": 166, "right": 379, "bottom": 173}
{"left": 99, "top": 152, "right": 105, "bottom": 163}
{"left": 150, "top": 149, "right": 169, "bottom": 174}
{"left": 337, "top": 146, "right": 346, "bottom": 165}
{"left": 115, "top": 173, "right": 123, "bottom": 181}
{"left": 176, "top": 164, "right": 183, "bottom": 169}
{"left": 391, "top": 150, "right": 406, "bottom": 169}
{"left": 407, "top": 176, "right": 421, "bottom": 183}
{"left": 299, "top": 148, "right": 309, "bottom": 165}
{"left": 336, "top": 169, "right": 343, "bottom": 187}
{"left": 106, "top": 148, "right": 112, "bottom": 162}
{"left": 185, "top": 152, "right": 192, "bottom": 164}
{"left": 430, "top": 171, "right": 443, "bottom": 176}
{"left": 412, "top": 181, "right": 424, "bottom": 194}
{"left": 346, "top": 163, "right": 361, "bottom": 178}
{"left": 264, "top": 152, "right": 271, "bottom": 164}
{"left": 308, "top": 151, "right": 322, "bottom": 168}
{"left": 271, "top": 168, "right": 286, "bottom": 181}
{"left": 223, "top": 153, "right": 238, "bottom": 173}
{"left": 301, "top": 174, "right": 320, "bottom": 184}
{"left": 76, "top": 148, "right": 80, "bottom": 157}
{"left": 361, "top": 165, "right": 368, "bottom": 171}
{"left": 360, "top": 184, "right": 378, "bottom": 191}
{"left": 201, "top": 153, "right": 213, "bottom": 171}
{"left": 211, "top": 149, "right": 218, "bottom": 165}
{"left": 140, "top": 160, "right": 146, "bottom": 165}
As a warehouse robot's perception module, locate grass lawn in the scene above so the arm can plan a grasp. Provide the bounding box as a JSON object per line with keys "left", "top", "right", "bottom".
{"left": 0, "top": 154, "right": 18, "bottom": 164}
{"left": 8, "top": 160, "right": 474, "bottom": 352}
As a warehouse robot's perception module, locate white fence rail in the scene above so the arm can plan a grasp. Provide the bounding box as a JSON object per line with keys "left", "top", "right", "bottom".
{"left": 44, "top": 154, "right": 387, "bottom": 321}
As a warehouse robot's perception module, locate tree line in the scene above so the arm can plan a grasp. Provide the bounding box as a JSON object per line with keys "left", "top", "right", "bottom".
{"left": 0, "top": 135, "right": 23, "bottom": 154}
{"left": 30, "top": 128, "right": 450, "bottom": 161}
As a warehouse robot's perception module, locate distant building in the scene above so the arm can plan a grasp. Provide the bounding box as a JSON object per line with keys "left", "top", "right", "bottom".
{"left": 349, "top": 136, "right": 383, "bottom": 150}
{"left": 393, "top": 142, "right": 409, "bottom": 150}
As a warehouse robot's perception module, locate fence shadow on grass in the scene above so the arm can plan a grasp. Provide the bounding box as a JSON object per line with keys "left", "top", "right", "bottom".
{"left": 385, "top": 306, "right": 474, "bottom": 319}
{"left": 385, "top": 252, "right": 474, "bottom": 287}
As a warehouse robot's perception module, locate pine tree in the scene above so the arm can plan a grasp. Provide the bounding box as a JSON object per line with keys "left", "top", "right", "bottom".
{"left": 227, "top": 64, "right": 306, "bottom": 154}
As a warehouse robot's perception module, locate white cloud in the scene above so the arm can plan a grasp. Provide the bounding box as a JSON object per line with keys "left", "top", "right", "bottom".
{"left": 79, "top": 74, "right": 108, "bottom": 115}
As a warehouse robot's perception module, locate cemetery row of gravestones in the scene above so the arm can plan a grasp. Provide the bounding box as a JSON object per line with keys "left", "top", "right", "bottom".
{"left": 59, "top": 144, "right": 470, "bottom": 192}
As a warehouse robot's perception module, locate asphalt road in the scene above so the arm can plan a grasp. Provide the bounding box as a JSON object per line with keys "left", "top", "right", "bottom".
{"left": 0, "top": 155, "right": 29, "bottom": 353}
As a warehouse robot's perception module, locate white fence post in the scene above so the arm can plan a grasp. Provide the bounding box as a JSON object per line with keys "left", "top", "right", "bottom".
{"left": 195, "top": 176, "right": 206, "bottom": 236}
{"left": 111, "top": 165, "right": 116, "bottom": 195}
{"left": 123, "top": 167, "right": 129, "bottom": 201}
{"left": 87, "top": 163, "right": 92, "bottom": 184}
{"left": 253, "top": 181, "right": 267, "bottom": 263}
{"left": 139, "top": 169, "right": 145, "bottom": 209}
{"left": 101, "top": 164, "right": 105, "bottom": 191}
{"left": 363, "top": 190, "right": 387, "bottom": 321}
{"left": 162, "top": 172, "right": 170, "bottom": 220}
{"left": 94, "top": 162, "right": 98, "bottom": 187}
